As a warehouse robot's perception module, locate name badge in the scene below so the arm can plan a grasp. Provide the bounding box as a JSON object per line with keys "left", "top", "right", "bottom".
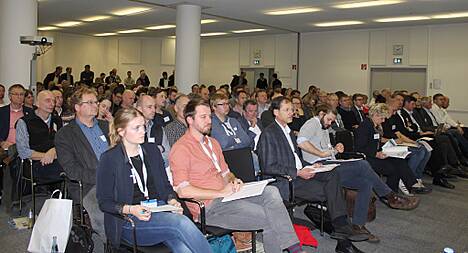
{"left": 373, "top": 134, "right": 380, "bottom": 140}
{"left": 391, "top": 125, "right": 396, "bottom": 130}
{"left": 164, "top": 116, "right": 170, "bottom": 123}
{"left": 233, "top": 127, "right": 238, "bottom": 131}
{"left": 100, "top": 135, "right": 107, "bottom": 142}
{"left": 148, "top": 137, "right": 155, "bottom": 143}
{"left": 141, "top": 199, "right": 158, "bottom": 209}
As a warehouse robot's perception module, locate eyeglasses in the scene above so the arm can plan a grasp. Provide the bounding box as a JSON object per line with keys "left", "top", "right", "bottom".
{"left": 80, "top": 100, "right": 99, "bottom": 105}
{"left": 10, "top": 92, "right": 25, "bottom": 96}
{"left": 216, "top": 102, "right": 229, "bottom": 106}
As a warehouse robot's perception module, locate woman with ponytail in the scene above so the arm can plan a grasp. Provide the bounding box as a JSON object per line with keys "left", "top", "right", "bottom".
{"left": 96, "top": 107, "right": 212, "bottom": 252}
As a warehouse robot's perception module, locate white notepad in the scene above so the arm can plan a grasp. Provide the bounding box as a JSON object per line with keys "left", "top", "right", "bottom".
{"left": 221, "top": 179, "right": 274, "bottom": 203}
{"left": 149, "top": 205, "right": 183, "bottom": 213}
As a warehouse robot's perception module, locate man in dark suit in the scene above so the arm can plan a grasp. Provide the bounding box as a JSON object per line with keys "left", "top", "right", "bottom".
{"left": 256, "top": 73, "right": 268, "bottom": 90}
{"left": 168, "top": 70, "right": 175, "bottom": 87}
{"left": 55, "top": 87, "right": 109, "bottom": 201}
{"left": 337, "top": 95, "right": 359, "bottom": 131}
{"left": 137, "top": 69, "right": 150, "bottom": 87}
{"left": 351, "top": 93, "right": 366, "bottom": 123}
{"left": 80, "top": 64, "right": 94, "bottom": 86}
{"left": 59, "top": 67, "right": 74, "bottom": 86}
{"left": 257, "top": 97, "right": 369, "bottom": 251}
{"left": 43, "top": 66, "right": 62, "bottom": 90}
{"left": 0, "top": 84, "right": 33, "bottom": 150}
{"left": 271, "top": 73, "right": 282, "bottom": 89}
{"left": 158, "top": 71, "right": 168, "bottom": 88}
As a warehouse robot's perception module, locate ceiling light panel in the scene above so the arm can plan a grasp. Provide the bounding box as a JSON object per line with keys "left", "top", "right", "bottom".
{"left": 232, "top": 29, "right": 266, "bottom": 33}
{"left": 201, "top": 19, "right": 218, "bottom": 24}
{"left": 38, "top": 26, "right": 59, "bottom": 31}
{"left": 112, "top": 7, "right": 152, "bottom": 16}
{"left": 146, "top": 24, "right": 176, "bottom": 30}
{"left": 55, "top": 21, "right": 83, "bottom": 27}
{"left": 314, "top": 21, "right": 364, "bottom": 27}
{"left": 333, "top": 0, "right": 404, "bottom": 9}
{"left": 375, "top": 16, "right": 430, "bottom": 22}
{"left": 201, "top": 32, "right": 228, "bottom": 37}
{"left": 118, "top": 29, "right": 145, "bottom": 34}
{"left": 81, "top": 15, "right": 111, "bottom": 22}
{"left": 95, "top": 33, "right": 117, "bottom": 36}
{"left": 265, "top": 7, "right": 321, "bottom": 15}
{"left": 432, "top": 12, "right": 468, "bottom": 19}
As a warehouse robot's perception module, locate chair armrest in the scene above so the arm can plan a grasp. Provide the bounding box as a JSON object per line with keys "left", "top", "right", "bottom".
{"left": 104, "top": 212, "right": 138, "bottom": 253}
{"left": 178, "top": 197, "right": 207, "bottom": 234}
{"left": 338, "top": 152, "right": 366, "bottom": 160}
{"left": 258, "top": 171, "right": 295, "bottom": 205}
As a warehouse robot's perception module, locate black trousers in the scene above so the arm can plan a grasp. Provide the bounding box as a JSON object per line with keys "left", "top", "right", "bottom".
{"left": 293, "top": 169, "right": 347, "bottom": 221}
{"left": 366, "top": 157, "right": 417, "bottom": 192}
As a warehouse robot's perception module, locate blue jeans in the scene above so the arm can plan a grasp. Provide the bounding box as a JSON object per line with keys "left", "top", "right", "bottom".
{"left": 121, "top": 212, "right": 212, "bottom": 253}
{"left": 407, "top": 146, "right": 431, "bottom": 179}
{"left": 331, "top": 160, "right": 392, "bottom": 225}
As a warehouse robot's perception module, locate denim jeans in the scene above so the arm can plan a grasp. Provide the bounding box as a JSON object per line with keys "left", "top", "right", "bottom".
{"left": 121, "top": 212, "right": 212, "bottom": 253}
{"left": 407, "top": 146, "right": 431, "bottom": 179}
{"left": 331, "top": 160, "right": 392, "bottom": 225}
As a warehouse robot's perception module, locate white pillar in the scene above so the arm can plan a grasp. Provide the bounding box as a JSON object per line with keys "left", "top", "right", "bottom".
{"left": 0, "top": 0, "right": 37, "bottom": 102}
{"left": 175, "top": 4, "right": 201, "bottom": 94}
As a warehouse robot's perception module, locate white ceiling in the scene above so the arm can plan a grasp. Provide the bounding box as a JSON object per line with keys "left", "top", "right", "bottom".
{"left": 38, "top": 0, "right": 468, "bottom": 37}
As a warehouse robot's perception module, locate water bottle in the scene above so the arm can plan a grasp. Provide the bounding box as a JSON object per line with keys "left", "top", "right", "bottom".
{"left": 27, "top": 209, "right": 33, "bottom": 229}
{"left": 51, "top": 236, "right": 59, "bottom": 253}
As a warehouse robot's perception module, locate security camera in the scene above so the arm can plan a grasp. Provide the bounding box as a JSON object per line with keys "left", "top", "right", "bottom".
{"left": 20, "top": 36, "right": 54, "bottom": 46}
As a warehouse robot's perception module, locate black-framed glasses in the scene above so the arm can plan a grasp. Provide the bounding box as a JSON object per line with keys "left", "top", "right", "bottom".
{"left": 80, "top": 100, "right": 99, "bottom": 105}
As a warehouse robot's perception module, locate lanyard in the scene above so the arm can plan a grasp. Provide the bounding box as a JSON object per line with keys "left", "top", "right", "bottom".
{"left": 221, "top": 119, "right": 236, "bottom": 136}
{"left": 200, "top": 137, "right": 222, "bottom": 173}
{"left": 128, "top": 145, "right": 149, "bottom": 199}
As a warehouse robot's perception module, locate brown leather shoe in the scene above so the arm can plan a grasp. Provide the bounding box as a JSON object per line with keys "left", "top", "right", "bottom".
{"left": 385, "top": 192, "right": 419, "bottom": 210}
{"left": 361, "top": 225, "right": 380, "bottom": 243}
{"left": 232, "top": 232, "right": 252, "bottom": 252}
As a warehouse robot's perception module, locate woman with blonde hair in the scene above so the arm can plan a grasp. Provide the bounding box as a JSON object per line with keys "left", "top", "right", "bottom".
{"left": 96, "top": 107, "right": 212, "bottom": 252}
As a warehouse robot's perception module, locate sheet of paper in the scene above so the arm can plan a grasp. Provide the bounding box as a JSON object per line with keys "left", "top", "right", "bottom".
{"left": 418, "top": 137, "right": 434, "bottom": 141}
{"left": 398, "top": 142, "right": 419, "bottom": 148}
{"left": 221, "top": 179, "right": 273, "bottom": 203}
{"left": 327, "top": 158, "right": 363, "bottom": 163}
{"left": 149, "top": 205, "right": 182, "bottom": 213}
{"left": 303, "top": 163, "right": 339, "bottom": 173}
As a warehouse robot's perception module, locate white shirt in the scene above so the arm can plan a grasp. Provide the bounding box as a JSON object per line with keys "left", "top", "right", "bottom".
{"left": 431, "top": 103, "right": 458, "bottom": 127}
{"left": 247, "top": 120, "right": 261, "bottom": 150}
{"left": 275, "top": 119, "right": 303, "bottom": 170}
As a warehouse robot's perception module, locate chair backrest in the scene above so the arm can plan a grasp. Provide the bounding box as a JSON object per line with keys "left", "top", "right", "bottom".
{"left": 222, "top": 148, "right": 256, "bottom": 182}
{"left": 330, "top": 130, "right": 355, "bottom": 152}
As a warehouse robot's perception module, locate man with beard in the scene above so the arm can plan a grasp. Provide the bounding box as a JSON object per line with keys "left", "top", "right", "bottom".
{"left": 170, "top": 99, "right": 306, "bottom": 253}
{"left": 297, "top": 104, "right": 419, "bottom": 243}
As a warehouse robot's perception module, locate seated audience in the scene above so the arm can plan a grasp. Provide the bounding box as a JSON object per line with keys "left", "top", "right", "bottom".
{"left": 137, "top": 70, "right": 150, "bottom": 87}
{"left": 159, "top": 71, "right": 168, "bottom": 88}
{"left": 105, "top": 68, "right": 121, "bottom": 84}
{"left": 111, "top": 86, "right": 124, "bottom": 115}
{"left": 80, "top": 64, "right": 94, "bottom": 86}
{"left": 289, "top": 97, "right": 307, "bottom": 134}
{"left": 164, "top": 94, "right": 190, "bottom": 147}
{"left": 120, "top": 89, "right": 136, "bottom": 109}
{"left": 255, "top": 89, "right": 270, "bottom": 115}
{"left": 16, "top": 90, "right": 63, "bottom": 182}
{"left": 97, "top": 98, "right": 113, "bottom": 122}
{"left": 337, "top": 94, "right": 359, "bottom": 131}
{"left": 151, "top": 89, "right": 173, "bottom": 127}
{"left": 59, "top": 67, "right": 74, "bottom": 85}
{"left": 297, "top": 104, "right": 418, "bottom": 242}
{"left": 124, "top": 71, "right": 135, "bottom": 88}
{"left": 43, "top": 66, "right": 62, "bottom": 90}
{"left": 170, "top": 99, "right": 306, "bottom": 253}
{"left": 351, "top": 93, "right": 366, "bottom": 123}
{"left": 97, "top": 108, "right": 211, "bottom": 252}
{"left": 0, "top": 84, "right": 33, "bottom": 150}
{"left": 24, "top": 89, "right": 35, "bottom": 109}
{"left": 0, "top": 84, "right": 5, "bottom": 106}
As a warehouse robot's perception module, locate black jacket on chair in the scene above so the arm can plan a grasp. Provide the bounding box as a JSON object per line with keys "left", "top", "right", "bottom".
{"left": 413, "top": 108, "right": 436, "bottom": 132}
{"left": 354, "top": 118, "right": 380, "bottom": 158}
{"left": 257, "top": 121, "right": 307, "bottom": 200}
{"left": 96, "top": 142, "right": 175, "bottom": 248}
{"left": 0, "top": 105, "right": 33, "bottom": 142}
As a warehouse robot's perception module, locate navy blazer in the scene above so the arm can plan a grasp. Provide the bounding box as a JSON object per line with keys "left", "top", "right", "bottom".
{"left": 96, "top": 142, "right": 175, "bottom": 247}
{"left": 0, "top": 105, "right": 33, "bottom": 141}
{"left": 257, "top": 121, "right": 307, "bottom": 200}
{"left": 354, "top": 118, "right": 380, "bottom": 158}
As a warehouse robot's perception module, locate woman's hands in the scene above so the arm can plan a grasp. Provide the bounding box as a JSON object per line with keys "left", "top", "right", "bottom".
{"left": 126, "top": 205, "right": 151, "bottom": 221}
{"left": 167, "top": 199, "right": 183, "bottom": 214}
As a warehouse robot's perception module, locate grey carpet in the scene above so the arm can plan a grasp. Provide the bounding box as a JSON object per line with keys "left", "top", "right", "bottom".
{"left": 1, "top": 175, "right": 467, "bottom": 253}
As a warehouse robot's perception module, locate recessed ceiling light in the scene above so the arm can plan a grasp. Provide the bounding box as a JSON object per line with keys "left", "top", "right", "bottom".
{"left": 55, "top": 21, "right": 83, "bottom": 27}
{"left": 265, "top": 7, "right": 321, "bottom": 15}
{"left": 432, "top": 12, "right": 468, "bottom": 19}
{"left": 375, "top": 16, "right": 430, "bottom": 22}
{"left": 117, "top": 29, "right": 145, "bottom": 34}
{"left": 38, "top": 26, "right": 59, "bottom": 31}
{"left": 333, "top": 0, "right": 404, "bottom": 9}
{"left": 232, "top": 29, "right": 267, "bottom": 33}
{"left": 81, "top": 15, "right": 111, "bottom": 22}
{"left": 146, "top": 24, "right": 176, "bottom": 30}
{"left": 201, "top": 19, "right": 218, "bottom": 24}
{"left": 314, "top": 21, "right": 364, "bottom": 27}
{"left": 112, "top": 7, "right": 152, "bottom": 16}
{"left": 201, "top": 32, "right": 228, "bottom": 37}
{"left": 95, "top": 33, "right": 117, "bottom": 36}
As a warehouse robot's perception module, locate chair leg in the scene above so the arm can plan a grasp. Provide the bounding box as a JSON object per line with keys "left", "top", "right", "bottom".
{"left": 251, "top": 231, "right": 256, "bottom": 253}
{"left": 320, "top": 203, "right": 324, "bottom": 236}
{"left": 18, "top": 178, "right": 23, "bottom": 215}
{"left": 32, "top": 182, "right": 36, "bottom": 225}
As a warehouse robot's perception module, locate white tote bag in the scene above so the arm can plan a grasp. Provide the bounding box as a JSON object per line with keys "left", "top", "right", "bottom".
{"left": 28, "top": 190, "right": 73, "bottom": 253}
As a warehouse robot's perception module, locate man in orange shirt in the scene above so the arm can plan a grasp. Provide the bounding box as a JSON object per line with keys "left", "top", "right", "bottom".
{"left": 170, "top": 99, "right": 305, "bottom": 253}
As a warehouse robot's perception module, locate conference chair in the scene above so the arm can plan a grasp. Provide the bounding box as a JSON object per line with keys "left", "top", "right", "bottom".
{"left": 223, "top": 147, "right": 256, "bottom": 182}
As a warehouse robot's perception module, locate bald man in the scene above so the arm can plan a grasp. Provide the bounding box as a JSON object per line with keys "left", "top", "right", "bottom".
{"left": 164, "top": 94, "right": 190, "bottom": 147}
{"left": 120, "top": 89, "right": 135, "bottom": 109}
{"left": 16, "top": 90, "right": 64, "bottom": 181}
{"left": 136, "top": 95, "right": 170, "bottom": 165}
